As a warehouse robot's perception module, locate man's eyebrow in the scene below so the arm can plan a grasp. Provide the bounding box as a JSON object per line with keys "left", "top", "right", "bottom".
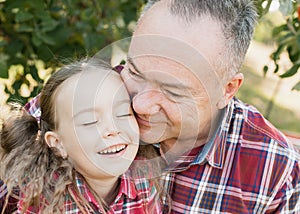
{"left": 127, "top": 56, "right": 192, "bottom": 90}
{"left": 162, "top": 82, "right": 190, "bottom": 90}
{"left": 127, "top": 57, "right": 142, "bottom": 75}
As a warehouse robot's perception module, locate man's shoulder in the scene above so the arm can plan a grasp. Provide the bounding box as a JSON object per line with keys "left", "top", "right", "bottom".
{"left": 233, "top": 98, "right": 292, "bottom": 151}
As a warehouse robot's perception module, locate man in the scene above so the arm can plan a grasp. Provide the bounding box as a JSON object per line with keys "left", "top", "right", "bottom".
{"left": 120, "top": 0, "right": 300, "bottom": 213}
{"left": 1, "top": 0, "right": 300, "bottom": 213}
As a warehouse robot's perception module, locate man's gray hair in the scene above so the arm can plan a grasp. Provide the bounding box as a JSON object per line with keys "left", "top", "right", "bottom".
{"left": 140, "top": 0, "right": 257, "bottom": 80}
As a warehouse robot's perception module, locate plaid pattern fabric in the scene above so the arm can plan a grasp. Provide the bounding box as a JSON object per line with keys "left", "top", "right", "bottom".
{"left": 161, "top": 97, "right": 300, "bottom": 213}
{"left": 0, "top": 181, "right": 19, "bottom": 213}
{"left": 0, "top": 180, "right": 7, "bottom": 204}
{"left": 17, "top": 173, "right": 161, "bottom": 213}
{"left": 23, "top": 94, "right": 41, "bottom": 121}
{"left": 4, "top": 93, "right": 300, "bottom": 213}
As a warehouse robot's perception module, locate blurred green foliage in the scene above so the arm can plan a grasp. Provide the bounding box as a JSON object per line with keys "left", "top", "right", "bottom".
{"left": 238, "top": 65, "right": 300, "bottom": 133}
{"left": 258, "top": 0, "right": 300, "bottom": 90}
{"left": 254, "top": 11, "right": 285, "bottom": 45}
{"left": 0, "top": 0, "right": 145, "bottom": 104}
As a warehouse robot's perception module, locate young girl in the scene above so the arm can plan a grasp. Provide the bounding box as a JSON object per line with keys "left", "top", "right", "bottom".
{"left": 0, "top": 59, "right": 162, "bottom": 213}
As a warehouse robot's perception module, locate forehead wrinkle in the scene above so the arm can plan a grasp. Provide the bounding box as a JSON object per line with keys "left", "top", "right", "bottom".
{"left": 128, "top": 61, "right": 190, "bottom": 91}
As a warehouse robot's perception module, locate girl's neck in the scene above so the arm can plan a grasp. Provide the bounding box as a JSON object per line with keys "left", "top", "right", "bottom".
{"left": 85, "top": 176, "right": 120, "bottom": 206}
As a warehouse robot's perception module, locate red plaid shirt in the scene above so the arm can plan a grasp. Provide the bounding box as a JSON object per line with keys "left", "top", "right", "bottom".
{"left": 17, "top": 172, "right": 161, "bottom": 214}
{"left": 160, "top": 97, "right": 300, "bottom": 213}
{"left": 3, "top": 94, "right": 300, "bottom": 213}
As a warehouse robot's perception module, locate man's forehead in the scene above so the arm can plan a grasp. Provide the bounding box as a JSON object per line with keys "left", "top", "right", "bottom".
{"left": 127, "top": 35, "right": 224, "bottom": 100}
{"left": 128, "top": 35, "right": 215, "bottom": 78}
{"left": 132, "top": 2, "right": 224, "bottom": 71}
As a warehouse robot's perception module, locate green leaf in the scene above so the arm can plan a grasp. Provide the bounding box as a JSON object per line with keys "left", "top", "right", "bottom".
{"left": 6, "top": 40, "right": 24, "bottom": 57}
{"left": 270, "top": 44, "right": 285, "bottom": 61}
{"left": 280, "top": 64, "right": 300, "bottom": 78}
{"left": 0, "top": 40, "right": 8, "bottom": 47}
{"left": 287, "top": 45, "right": 300, "bottom": 63}
{"left": 272, "top": 24, "right": 288, "bottom": 37}
{"left": 47, "top": 26, "right": 71, "bottom": 48}
{"left": 36, "top": 32, "right": 56, "bottom": 45}
{"left": 292, "top": 81, "right": 300, "bottom": 91}
{"left": 274, "top": 63, "right": 279, "bottom": 74}
{"left": 41, "top": 16, "right": 59, "bottom": 32}
{"left": 277, "top": 32, "right": 294, "bottom": 46}
{"left": 15, "top": 10, "right": 34, "bottom": 22}
{"left": 36, "top": 45, "right": 53, "bottom": 61}
{"left": 12, "top": 80, "right": 22, "bottom": 92}
{"left": 27, "top": 0, "right": 44, "bottom": 11}
{"left": 29, "top": 65, "right": 42, "bottom": 82}
{"left": 4, "top": 0, "right": 27, "bottom": 11}
{"left": 30, "top": 85, "right": 42, "bottom": 99}
{"left": 263, "top": 65, "right": 268, "bottom": 76}
{"left": 296, "top": 34, "right": 300, "bottom": 48}
{"left": 0, "top": 62, "right": 8, "bottom": 78}
{"left": 81, "top": 8, "right": 95, "bottom": 21}
{"left": 83, "top": 33, "right": 104, "bottom": 54}
{"left": 0, "top": 40, "right": 7, "bottom": 47}
{"left": 15, "top": 24, "right": 34, "bottom": 32}
{"left": 32, "top": 33, "right": 42, "bottom": 47}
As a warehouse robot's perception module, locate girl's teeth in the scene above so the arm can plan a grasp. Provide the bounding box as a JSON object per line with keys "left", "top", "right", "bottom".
{"left": 99, "top": 145, "right": 126, "bottom": 154}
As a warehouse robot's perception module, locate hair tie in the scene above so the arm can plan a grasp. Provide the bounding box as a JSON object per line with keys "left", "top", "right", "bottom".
{"left": 35, "top": 130, "right": 41, "bottom": 142}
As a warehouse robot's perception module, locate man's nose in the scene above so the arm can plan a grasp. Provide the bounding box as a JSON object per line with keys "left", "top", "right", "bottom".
{"left": 132, "top": 88, "right": 162, "bottom": 115}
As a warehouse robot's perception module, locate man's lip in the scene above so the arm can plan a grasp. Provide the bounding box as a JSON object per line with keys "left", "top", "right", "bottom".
{"left": 136, "top": 114, "right": 169, "bottom": 127}
{"left": 136, "top": 115, "right": 152, "bottom": 127}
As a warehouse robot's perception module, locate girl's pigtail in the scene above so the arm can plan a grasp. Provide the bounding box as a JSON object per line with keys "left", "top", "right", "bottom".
{"left": 0, "top": 112, "right": 50, "bottom": 212}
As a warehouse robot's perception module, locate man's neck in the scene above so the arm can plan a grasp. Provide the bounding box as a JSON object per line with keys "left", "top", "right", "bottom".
{"left": 160, "top": 108, "right": 226, "bottom": 161}
{"left": 159, "top": 137, "right": 207, "bottom": 165}
{"left": 160, "top": 137, "right": 207, "bottom": 155}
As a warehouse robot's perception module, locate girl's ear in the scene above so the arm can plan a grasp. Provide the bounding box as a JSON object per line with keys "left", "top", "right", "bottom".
{"left": 44, "top": 131, "right": 68, "bottom": 159}
{"left": 216, "top": 73, "right": 244, "bottom": 109}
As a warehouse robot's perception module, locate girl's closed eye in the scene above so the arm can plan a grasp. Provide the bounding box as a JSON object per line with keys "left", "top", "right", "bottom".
{"left": 82, "top": 120, "right": 98, "bottom": 126}
{"left": 74, "top": 114, "right": 99, "bottom": 126}
{"left": 115, "top": 102, "right": 134, "bottom": 118}
{"left": 117, "top": 113, "right": 133, "bottom": 118}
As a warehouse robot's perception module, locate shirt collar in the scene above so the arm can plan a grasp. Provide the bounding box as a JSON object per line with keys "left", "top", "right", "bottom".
{"left": 164, "top": 99, "right": 235, "bottom": 172}
{"left": 75, "top": 173, "right": 138, "bottom": 208}
{"left": 205, "top": 98, "right": 235, "bottom": 169}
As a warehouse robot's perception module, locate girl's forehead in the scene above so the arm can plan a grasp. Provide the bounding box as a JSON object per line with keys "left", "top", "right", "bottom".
{"left": 58, "top": 68, "right": 120, "bottom": 93}
{"left": 54, "top": 69, "right": 126, "bottom": 112}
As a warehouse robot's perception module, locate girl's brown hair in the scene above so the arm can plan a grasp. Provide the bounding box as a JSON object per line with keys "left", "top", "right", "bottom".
{"left": 0, "top": 59, "right": 112, "bottom": 213}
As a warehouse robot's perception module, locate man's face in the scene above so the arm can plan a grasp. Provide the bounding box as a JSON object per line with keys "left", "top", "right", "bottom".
{"left": 121, "top": 2, "right": 225, "bottom": 153}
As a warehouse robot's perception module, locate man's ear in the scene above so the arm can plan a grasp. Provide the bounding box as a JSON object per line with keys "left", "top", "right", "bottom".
{"left": 216, "top": 73, "right": 244, "bottom": 109}
{"left": 44, "top": 131, "right": 67, "bottom": 159}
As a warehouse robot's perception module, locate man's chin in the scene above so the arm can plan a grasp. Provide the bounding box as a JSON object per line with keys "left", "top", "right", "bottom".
{"left": 140, "top": 136, "right": 161, "bottom": 144}
{"left": 140, "top": 131, "right": 165, "bottom": 144}
{"left": 139, "top": 125, "right": 169, "bottom": 144}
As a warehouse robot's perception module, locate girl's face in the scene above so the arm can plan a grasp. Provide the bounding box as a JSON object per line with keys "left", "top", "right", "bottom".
{"left": 51, "top": 68, "right": 139, "bottom": 179}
